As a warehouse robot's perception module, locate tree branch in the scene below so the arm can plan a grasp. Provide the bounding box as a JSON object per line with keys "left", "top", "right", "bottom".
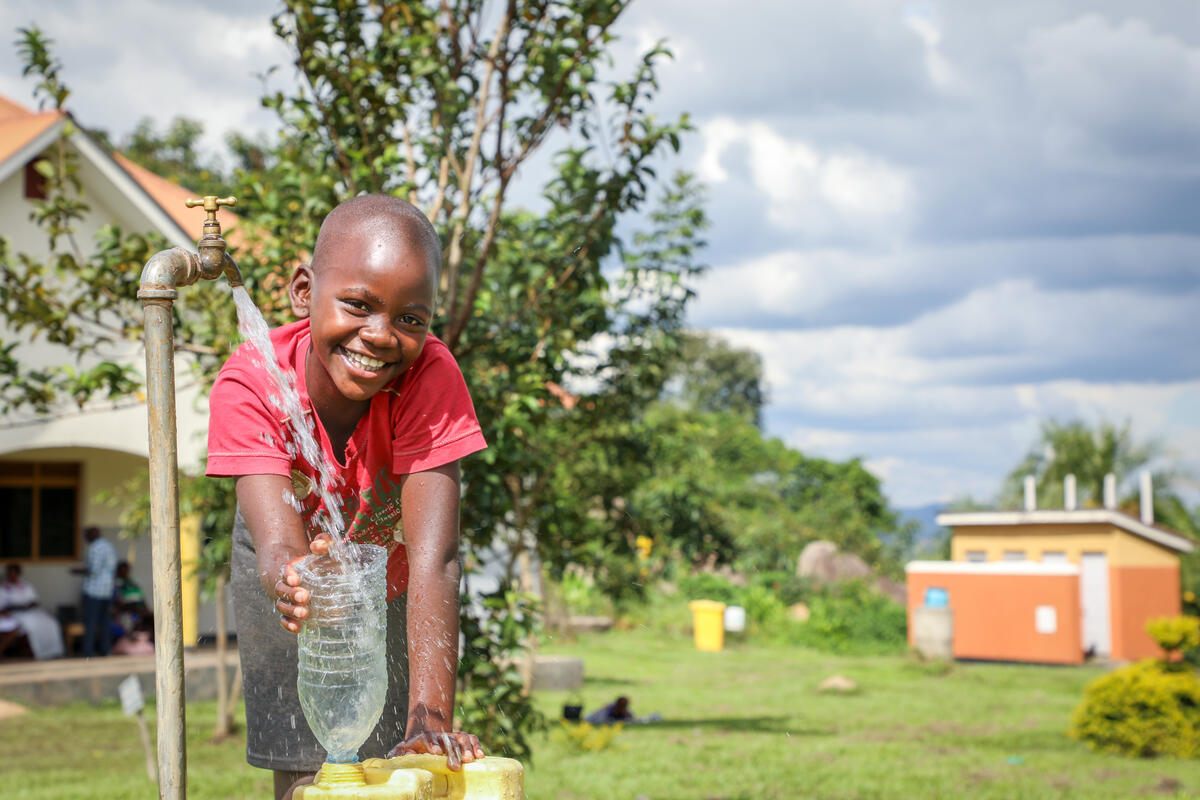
{"left": 443, "top": 2, "right": 511, "bottom": 326}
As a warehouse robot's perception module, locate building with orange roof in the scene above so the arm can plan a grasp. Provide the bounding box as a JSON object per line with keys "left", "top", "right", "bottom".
{"left": 0, "top": 92, "right": 238, "bottom": 646}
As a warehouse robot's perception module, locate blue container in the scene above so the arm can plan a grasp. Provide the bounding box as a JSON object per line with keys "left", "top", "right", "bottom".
{"left": 924, "top": 587, "right": 949, "bottom": 608}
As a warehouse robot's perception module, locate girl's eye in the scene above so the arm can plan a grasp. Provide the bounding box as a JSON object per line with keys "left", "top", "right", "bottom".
{"left": 399, "top": 315, "right": 426, "bottom": 328}
{"left": 344, "top": 299, "right": 369, "bottom": 312}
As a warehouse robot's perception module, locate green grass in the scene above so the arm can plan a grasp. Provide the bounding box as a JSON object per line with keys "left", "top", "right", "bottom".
{"left": 527, "top": 627, "right": 1200, "bottom": 800}
{"left": 3, "top": 626, "right": 1200, "bottom": 798}
{"left": 0, "top": 697, "right": 270, "bottom": 799}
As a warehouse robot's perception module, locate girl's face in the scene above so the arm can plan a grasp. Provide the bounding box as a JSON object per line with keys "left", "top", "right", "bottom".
{"left": 291, "top": 227, "right": 436, "bottom": 417}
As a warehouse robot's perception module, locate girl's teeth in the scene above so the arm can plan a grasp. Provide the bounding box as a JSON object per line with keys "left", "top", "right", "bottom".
{"left": 345, "top": 351, "right": 386, "bottom": 370}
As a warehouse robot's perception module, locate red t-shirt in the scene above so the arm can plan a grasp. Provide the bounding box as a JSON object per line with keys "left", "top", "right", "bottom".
{"left": 206, "top": 319, "right": 487, "bottom": 599}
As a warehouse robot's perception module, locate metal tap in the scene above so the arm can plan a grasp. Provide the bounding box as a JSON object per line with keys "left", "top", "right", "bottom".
{"left": 136, "top": 195, "right": 243, "bottom": 800}
{"left": 138, "top": 195, "right": 243, "bottom": 299}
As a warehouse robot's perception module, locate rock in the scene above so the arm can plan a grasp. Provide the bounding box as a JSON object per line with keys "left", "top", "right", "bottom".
{"left": 0, "top": 698, "right": 28, "bottom": 719}
{"left": 831, "top": 552, "right": 872, "bottom": 581}
{"left": 788, "top": 602, "right": 811, "bottom": 622}
{"left": 797, "top": 540, "right": 839, "bottom": 581}
{"left": 798, "top": 540, "right": 875, "bottom": 584}
{"left": 817, "top": 675, "right": 858, "bottom": 693}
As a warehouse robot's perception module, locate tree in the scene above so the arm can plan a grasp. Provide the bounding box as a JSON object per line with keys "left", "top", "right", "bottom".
{"left": 665, "top": 331, "right": 766, "bottom": 426}
{"left": 121, "top": 117, "right": 221, "bottom": 190}
{"left": 998, "top": 420, "right": 1200, "bottom": 610}
{"left": 5, "top": 4, "right": 701, "bottom": 759}
{"left": 999, "top": 420, "right": 1165, "bottom": 510}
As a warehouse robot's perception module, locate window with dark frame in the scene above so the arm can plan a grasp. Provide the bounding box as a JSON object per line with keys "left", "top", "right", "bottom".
{"left": 24, "top": 157, "right": 48, "bottom": 200}
{"left": 0, "top": 462, "right": 81, "bottom": 560}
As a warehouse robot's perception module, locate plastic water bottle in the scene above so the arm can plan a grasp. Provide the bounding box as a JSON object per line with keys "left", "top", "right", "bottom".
{"left": 297, "top": 542, "right": 388, "bottom": 764}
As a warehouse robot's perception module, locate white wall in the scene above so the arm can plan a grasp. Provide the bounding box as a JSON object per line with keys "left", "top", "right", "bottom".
{"left": 1, "top": 137, "right": 233, "bottom": 640}
{"left": 1, "top": 430, "right": 234, "bottom": 637}
{"left": 0, "top": 137, "right": 210, "bottom": 467}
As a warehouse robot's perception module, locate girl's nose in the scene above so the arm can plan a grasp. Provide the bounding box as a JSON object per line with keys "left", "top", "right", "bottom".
{"left": 359, "top": 318, "right": 399, "bottom": 349}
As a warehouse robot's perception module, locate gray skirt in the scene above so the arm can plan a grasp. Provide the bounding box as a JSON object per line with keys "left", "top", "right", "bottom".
{"left": 231, "top": 509, "right": 410, "bottom": 772}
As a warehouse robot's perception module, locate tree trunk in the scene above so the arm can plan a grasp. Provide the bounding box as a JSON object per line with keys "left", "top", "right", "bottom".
{"left": 212, "top": 571, "right": 234, "bottom": 739}
{"left": 517, "top": 544, "right": 541, "bottom": 696}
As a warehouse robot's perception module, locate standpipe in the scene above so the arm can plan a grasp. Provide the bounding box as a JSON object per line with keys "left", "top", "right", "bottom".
{"left": 137, "top": 196, "right": 242, "bottom": 800}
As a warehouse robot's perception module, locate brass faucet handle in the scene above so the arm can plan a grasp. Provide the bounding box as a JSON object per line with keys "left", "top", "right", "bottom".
{"left": 185, "top": 195, "right": 237, "bottom": 223}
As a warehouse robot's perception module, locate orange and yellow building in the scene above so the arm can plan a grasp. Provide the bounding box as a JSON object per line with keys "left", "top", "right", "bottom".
{"left": 906, "top": 476, "right": 1194, "bottom": 664}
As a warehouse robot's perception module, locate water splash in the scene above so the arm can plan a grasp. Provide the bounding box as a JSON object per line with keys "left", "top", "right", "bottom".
{"left": 231, "top": 285, "right": 388, "bottom": 763}
{"left": 232, "top": 285, "right": 351, "bottom": 563}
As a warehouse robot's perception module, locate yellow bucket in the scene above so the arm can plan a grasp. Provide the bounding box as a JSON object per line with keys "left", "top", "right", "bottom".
{"left": 688, "top": 600, "right": 727, "bottom": 652}
{"left": 296, "top": 754, "right": 524, "bottom": 799}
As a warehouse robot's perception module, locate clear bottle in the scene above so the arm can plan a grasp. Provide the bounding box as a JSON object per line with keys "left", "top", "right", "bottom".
{"left": 297, "top": 542, "right": 388, "bottom": 764}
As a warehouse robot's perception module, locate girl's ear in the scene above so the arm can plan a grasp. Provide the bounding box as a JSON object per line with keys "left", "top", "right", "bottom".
{"left": 290, "top": 264, "right": 314, "bottom": 318}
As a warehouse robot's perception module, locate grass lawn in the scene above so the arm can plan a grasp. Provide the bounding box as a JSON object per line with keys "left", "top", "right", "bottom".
{"left": 3, "top": 626, "right": 1200, "bottom": 799}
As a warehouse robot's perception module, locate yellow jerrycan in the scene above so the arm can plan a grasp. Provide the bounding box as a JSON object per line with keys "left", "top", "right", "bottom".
{"left": 295, "top": 754, "right": 523, "bottom": 799}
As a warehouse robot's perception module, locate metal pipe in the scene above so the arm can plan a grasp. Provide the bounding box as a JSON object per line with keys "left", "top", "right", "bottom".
{"left": 140, "top": 294, "right": 189, "bottom": 800}
{"left": 137, "top": 197, "right": 242, "bottom": 800}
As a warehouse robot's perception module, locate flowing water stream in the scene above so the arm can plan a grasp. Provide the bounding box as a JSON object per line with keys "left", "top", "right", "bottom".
{"left": 231, "top": 285, "right": 387, "bottom": 763}
{"left": 232, "top": 286, "right": 350, "bottom": 560}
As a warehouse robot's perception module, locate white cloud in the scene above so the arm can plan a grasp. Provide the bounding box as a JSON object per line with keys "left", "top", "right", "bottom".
{"left": 697, "top": 118, "right": 913, "bottom": 239}
{"left": 0, "top": 0, "right": 287, "bottom": 155}
{"left": 903, "top": 1, "right": 965, "bottom": 93}
{"left": 1023, "top": 14, "right": 1200, "bottom": 171}
{"left": 4, "top": 0, "right": 1198, "bottom": 511}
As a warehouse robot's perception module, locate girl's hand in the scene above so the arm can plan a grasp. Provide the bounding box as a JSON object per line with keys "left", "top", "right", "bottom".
{"left": 274, "top": 534, "right": 331, "bottom": 634}
{"left": 387, "top": 729, "right": 485, "bottom": 771}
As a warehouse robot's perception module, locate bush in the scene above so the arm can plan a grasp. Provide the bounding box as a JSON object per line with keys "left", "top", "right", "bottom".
{"left": 747, "top": 570, "right": 811, "bottom": 606}
{"left": 558, "top": 568, "right": 612, "bottom": 617}
{"left": 1146, "top": 616, "right": 1200, "bottom": 658}
{"left": 1069, "top": 659, "right": 1200, "bottom": 758}
{"left": 1070, "top": 617, "right": 1200, "bottom": 759}
{"left": 672, "top": 571, "right": 906, "bottom": 654}
{"left": 677, "top": 572, "right": 741, "bottom": 605}
{"left": 785, "top": 581, "right": 908, "bottom": 655}
{"left": 739, "top": 583, "right": 787, "bottom": 630}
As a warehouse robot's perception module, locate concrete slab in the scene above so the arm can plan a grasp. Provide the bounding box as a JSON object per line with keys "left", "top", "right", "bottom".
{"left": 0, "top": 648, "right": 239, "bottom": 707}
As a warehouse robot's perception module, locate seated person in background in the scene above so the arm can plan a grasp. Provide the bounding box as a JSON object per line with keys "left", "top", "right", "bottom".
{"left": 112, "top": 615, "right": 155, "bottom": 656}
{"left": 113, "top": 561, "right": 149, "bottom": 635}
{"left": 0, "top": 564, "right": 64, "bottom": 660}
{"left": 585, "top": 696, "right": 634, "bottom": 725}
{"left": 0, "top": 604, "right": 30, "bottom": 660}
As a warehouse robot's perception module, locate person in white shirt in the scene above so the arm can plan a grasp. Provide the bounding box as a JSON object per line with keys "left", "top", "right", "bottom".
{"left": 75, "top": 527, "right": 117, "bottom": 657}
{"left": 0, "top": 563, "right": 64, "bottom": 660}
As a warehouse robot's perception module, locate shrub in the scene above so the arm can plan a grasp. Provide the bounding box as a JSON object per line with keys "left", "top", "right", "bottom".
{"left": 747, "top": 570, "right": 811, "bottom": 606}
{"left": 558, "top": 568, "right": 611, "bottom": 617}
{"left": 677, "top": 572, "right": 741, "bottom": 605}
{"left": 673, "top": 571, "right": 906, "bottom": 654}
{"left": 784, "top": 581, "right": 908, "bottom": 655}
{"left": 739, "top": 583, "right": 787, "bottom": 630}
{"left": 1070, "top": 616, "right": 1200, "bottom": 759}
{"left": 1146, "top": 616, "right": 1200, "bottom": 659}
{"left": 1069, "top": 659, "right": 1200, "bottom": 758}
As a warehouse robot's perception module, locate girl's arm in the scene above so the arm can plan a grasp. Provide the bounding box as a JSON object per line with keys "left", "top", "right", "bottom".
{"left": 390, "top": 460, "right": 484, "bottom": 769}
{"left": 235, "top": 474, "right": 329, "bottom": 632}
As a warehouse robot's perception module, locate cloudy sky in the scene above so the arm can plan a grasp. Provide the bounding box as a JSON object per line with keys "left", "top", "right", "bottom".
{"left": 1, "top": 1, "right": 1197, "bottom": 508}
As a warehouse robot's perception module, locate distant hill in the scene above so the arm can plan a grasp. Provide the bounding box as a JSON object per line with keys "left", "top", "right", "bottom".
{"left": 898, "top": 503, "right": 948, "bottom": 557}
